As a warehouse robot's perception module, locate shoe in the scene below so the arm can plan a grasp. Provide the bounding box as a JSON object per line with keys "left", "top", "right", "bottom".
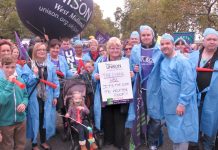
{"left": 149, "top": 145, "right": 158, "bottom": 150}
{"left": 40, "top": 143, "right": 51, "bottom": 150}
{"left": 80, "top": 145, "right": 88, "bottom": 150}
{"left": 91, "top": 142, "right": 98, "bottom": 149}
{"left": 32, "top": 145, "right": 40, "bottom": 150}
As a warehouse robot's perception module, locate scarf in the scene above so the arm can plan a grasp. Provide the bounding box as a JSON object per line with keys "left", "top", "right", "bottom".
{"left": 34, "top": 61, "right": 47, "bottom": 101}
{"left": 90, "top": 51, "right": 99, "bottom": 61}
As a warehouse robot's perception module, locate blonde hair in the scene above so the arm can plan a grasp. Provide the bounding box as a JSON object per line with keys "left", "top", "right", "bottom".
{"left": 32, "top": 42, "right": 47, "bottom": 61}
{"left": 106, "top": 37, "right": 122, "bottom": 57}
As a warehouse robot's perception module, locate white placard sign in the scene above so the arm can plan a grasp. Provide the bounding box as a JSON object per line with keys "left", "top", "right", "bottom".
{"left": 98, "top": 59, "right": 133, "bottom": 105}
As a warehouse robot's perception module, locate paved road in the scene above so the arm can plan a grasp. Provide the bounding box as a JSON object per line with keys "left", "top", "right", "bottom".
{"left": 25, "top": 113, "right": 218, "bottom": 150}
{"left": 25, "top": 113, "right": 172, "bottom": 150}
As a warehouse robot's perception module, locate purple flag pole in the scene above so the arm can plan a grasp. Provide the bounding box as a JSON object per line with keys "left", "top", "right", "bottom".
{"left": 15, "top": 31, "right": 30, "bottom": 61}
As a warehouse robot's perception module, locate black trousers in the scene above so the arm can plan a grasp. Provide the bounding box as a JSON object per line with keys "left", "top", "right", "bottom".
{"left": 71, "top": 120, "right": 89, "bottom": 142}
{"left": 102, "top": 104, "right": 128, "bottom": 148}
{"left": 142, "top": 90, "right": 162, "bottom": 147}
{"left": 33, "top": 98, "right": 46, "bottom": 146}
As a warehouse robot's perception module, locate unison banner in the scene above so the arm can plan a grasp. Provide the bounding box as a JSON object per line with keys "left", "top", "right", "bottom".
{"left": 16, "top": 0, "right": 93, "bottom": 38}
{"left": 98, "top": 59, "right": 133, "bottom": 106}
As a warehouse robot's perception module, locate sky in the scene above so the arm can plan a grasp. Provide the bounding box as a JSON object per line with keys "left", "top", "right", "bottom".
{"left": 93, "top": 0, "right": 125, "bottom": 21}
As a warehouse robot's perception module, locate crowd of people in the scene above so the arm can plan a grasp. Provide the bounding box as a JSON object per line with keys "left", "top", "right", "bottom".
{"left": 0, "top": 25, "right": 217, "bottom": 150}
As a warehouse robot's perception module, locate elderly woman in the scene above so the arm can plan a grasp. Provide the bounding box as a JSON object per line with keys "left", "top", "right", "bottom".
{"left": 22, "top": 42, "right": 59, "bottom": 150}
{"left": 130, "top": 31, "right": 140, "bottom": 45}
{"left": 93, "top": 37, "right": 134, "bottom": 149}
{"left": 123, "top": 42, "right": 133, "bottom": 58}
{"left": 83, "top": 39, "right": 100, "bottom": 62}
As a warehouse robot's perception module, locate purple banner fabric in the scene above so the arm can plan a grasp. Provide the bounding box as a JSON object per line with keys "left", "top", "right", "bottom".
{"left": 95, "top": 31, "right": 110, "bottom": 44}
{"left": 130, "top": 74, "right": 147, "bottom": 148}
{"left": 15, "top": 32, "right": 29, "bottom": 60}
{"left": 140, "top": 48, "right": 154, "bottom": 89}
{"left": 63, "top": 49, "right": 77, "bottom": 74}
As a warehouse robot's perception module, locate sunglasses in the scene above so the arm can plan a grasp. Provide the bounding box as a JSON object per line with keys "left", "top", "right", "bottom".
{"left": 124, "top": 47, "right": 132, "bottom": 51}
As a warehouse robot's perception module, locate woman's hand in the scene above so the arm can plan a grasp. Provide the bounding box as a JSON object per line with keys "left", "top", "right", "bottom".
{"left": 133, "top": 65, "right": 139, "bottom": 72}
{"left": 52, "top": 98, "right": 57, "bottom": 106}
{"left": 130, "top": 71, "right": 134, "bottom": 78}
{"left": 33, "top": 66, "right": 38, "bottom": 76}
{"left": 94, "top": 73, "right": 100, "bottom": 80}
{"left": 176, "top": 104, "right": 185, "bottom": 116}
{"left": 17, "top": 104, "right": 26, "bottom": 113}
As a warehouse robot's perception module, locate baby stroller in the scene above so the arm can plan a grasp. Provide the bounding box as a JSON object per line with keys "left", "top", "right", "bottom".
{"left": 61, "top": 76, "right": 103, "bottom": 150}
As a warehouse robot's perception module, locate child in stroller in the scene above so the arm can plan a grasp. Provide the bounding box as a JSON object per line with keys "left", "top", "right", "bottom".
{"left": 65, "top": 91, "right": 98, "bottom": 150}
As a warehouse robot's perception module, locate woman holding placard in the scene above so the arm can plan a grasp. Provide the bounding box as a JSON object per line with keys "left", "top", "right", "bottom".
{"left": 93, "top": 37, "right": 134, "bottom": 149}
{"left": 22, "top": 42, "right": 60, "bottom": 150}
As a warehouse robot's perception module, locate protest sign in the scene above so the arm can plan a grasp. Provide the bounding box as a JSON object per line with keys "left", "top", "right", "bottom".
{"left": 98, "top": 59, "right": 133, "bottom": 105}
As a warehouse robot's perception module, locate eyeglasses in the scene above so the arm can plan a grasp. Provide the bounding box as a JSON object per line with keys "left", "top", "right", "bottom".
{"left": 37, "top": 49, "right": 46, "bottom": 51}
{"left": 124, "top": 48, "right": 132, "bottom": 51}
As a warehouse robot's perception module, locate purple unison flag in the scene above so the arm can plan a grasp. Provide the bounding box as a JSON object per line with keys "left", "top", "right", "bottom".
{"left": 130, "top": 74, "right": 147, "bottom": 148}
{"left": 95, "top": 31, "right": 110, "bottom": 44}
{"left": 15, "top": 32, "right": 29, "bottom": 60}
{"left": 63, "top": 49, "right": 77, "bottom": 74}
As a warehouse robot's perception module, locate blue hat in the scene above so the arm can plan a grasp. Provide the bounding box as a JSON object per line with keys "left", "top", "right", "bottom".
{"left": 203, "top": 28, "right": 218, "bottom": 38}
{"left": 74, "top": 40, "right": 83, "bottom": 47}
{"left": 174, "top": 37, "right": 188, "bottom": 45}
{"left": 130, "top": 31, "right": 139, "bottom": 39}
{"left": 161, "top": 33, "right": 174, "bottom": 43}
{"left": 139, "top": 25, "right": 154, "bottom": 36}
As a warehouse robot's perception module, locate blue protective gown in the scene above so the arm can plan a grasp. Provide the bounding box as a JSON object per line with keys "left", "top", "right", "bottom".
{"left": 189, "top": 50, "right": 218, "bottom": 137}
{"left": 47, "top": 54, "right": 73, "bottom": 78}
{"left": 160, "top": 53, "right": 198, "bottom": 143}
{"left": 129, "top": 44, "right": 164, "bottom": 120}
{"left": 22, "top": 60, "right": 60, "bottom": 143}
{"left": 0, "top": 69, "right": 4, "bottom": 78}
{"left": 83, "top": 51, "right": 99, "bottom": 63}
